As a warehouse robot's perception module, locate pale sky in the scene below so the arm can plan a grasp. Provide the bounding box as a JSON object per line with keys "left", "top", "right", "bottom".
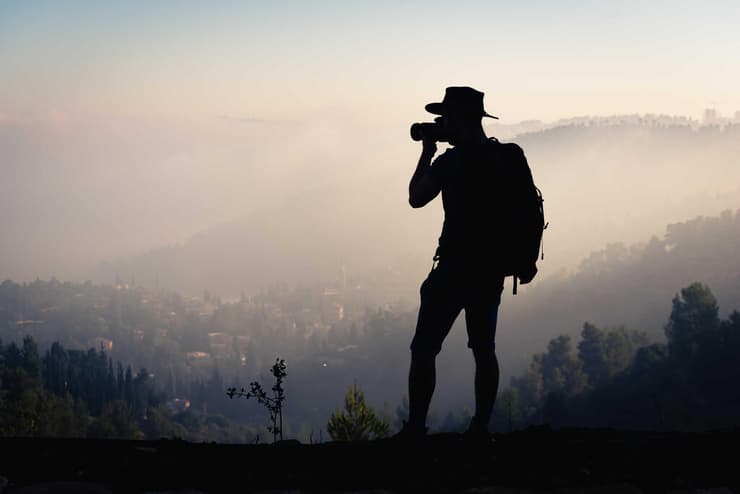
{"left": 2, "top": 1, "right": 740, "bottom": 123}
{"left": 2, "top": 1, "right": 740, "bottom": 283}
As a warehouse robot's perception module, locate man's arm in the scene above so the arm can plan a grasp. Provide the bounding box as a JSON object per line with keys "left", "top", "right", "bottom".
{"left": 408, "top": 140, "right": 441, "bottom": 208}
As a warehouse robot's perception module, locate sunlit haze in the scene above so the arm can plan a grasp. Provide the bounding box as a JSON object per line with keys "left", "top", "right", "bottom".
{"left": 2, "top": 1, "right": 740, "bottom": 284}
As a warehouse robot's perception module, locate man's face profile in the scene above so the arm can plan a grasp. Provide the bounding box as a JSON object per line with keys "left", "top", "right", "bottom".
{"left": 441, "top": 111, "right": 477, "bottom": 146}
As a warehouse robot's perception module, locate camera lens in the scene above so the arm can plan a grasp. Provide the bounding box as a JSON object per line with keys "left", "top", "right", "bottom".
{"left": 410, "top": 123, "right": 424, "bottom": 141}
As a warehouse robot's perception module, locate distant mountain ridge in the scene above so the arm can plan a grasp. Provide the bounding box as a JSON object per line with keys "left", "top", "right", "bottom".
{"left": 91, "top": 119, "right": 740, "bottom": 300}
{"left": 487, "top": 112, "right": 703, "bottom": 140}
{"left": 496, "top": 208, "right": 740, "bottom": 374}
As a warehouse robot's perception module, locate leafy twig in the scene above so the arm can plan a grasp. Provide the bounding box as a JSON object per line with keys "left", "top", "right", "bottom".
{"left": 227, "top": 358, "right": 287, "bottom": 442}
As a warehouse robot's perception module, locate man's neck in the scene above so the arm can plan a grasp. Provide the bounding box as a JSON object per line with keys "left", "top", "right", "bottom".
{"left": 452, "top": 128, "right": 488, "bottom": 147}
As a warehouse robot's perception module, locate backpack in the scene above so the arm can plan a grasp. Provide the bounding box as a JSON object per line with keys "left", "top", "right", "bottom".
{"left": 464, "top": 139, "right": 547, "bottom": 294}
{"left": 512, "top": 182, "right": 547, "bottom": 294}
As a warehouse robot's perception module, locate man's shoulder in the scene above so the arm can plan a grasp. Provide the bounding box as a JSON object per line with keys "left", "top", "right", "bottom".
{"left": 489, "top": 141, "right": 529, "bottom": 171}
{"left": 493, "top": 140, "right": 526, "bottom": 157}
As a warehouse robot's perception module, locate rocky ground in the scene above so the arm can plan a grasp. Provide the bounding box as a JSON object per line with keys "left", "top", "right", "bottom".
{"left": 1, "top": 428, "right": 738, "bottom": 493}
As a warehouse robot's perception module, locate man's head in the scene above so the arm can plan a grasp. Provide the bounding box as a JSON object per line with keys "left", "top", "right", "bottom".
{"left": 425, "top": 87, "right": 496, "bottom": 145}
{"left": 425, "top": 87, "right": 497, "bottom": 120}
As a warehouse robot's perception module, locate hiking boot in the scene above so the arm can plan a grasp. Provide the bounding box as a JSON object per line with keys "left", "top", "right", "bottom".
{"left": 463, "top": 417, "right": 494, "bottom": 445}
{"left": 390, "top": 420, "right": 428, "bottom": 441}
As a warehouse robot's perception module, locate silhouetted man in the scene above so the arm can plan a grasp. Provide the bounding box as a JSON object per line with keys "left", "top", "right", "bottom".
{"left": 401, "top": 87, "right": 539, "bottom": 440}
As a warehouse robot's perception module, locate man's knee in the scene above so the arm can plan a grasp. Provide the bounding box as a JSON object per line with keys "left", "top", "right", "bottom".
{"left": 410, "top": 331, "right": 445, "bottom": 358}
{"left": 471, "top": 343, "right": 496, "bottom": 363}
{"left": 410, "top": 347, "right": 438, "bottom": 365}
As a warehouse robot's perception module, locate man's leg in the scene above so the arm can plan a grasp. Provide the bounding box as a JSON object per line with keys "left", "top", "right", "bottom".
{"left": 407, "top": 350, "right": 436, "bottom": 430}
{"left": 471, "top": 346, "right": 499, "bottom": 429}
{"left": 464, "top": 279, "right": 504, "bottom": 430}
{"left": 407, "top": 266, "right": 462, "bottom": 432}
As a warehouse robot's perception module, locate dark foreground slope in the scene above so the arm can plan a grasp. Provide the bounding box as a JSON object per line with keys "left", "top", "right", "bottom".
{"left": 1, "top": 429, "right": 739, "bottom": 493}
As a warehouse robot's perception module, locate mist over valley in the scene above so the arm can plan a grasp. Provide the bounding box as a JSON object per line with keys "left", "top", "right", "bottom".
{"left": 2, "top": 113, "right": 739, "bottom": 439}
{"left": 83, "top": 115, "right": 740, "bottom": 301}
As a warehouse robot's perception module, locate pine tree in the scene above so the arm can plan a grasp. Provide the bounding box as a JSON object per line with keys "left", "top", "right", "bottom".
{"left": 327, "top": 383, "right": 389, "bottom": 441}
{"left": 665, "top": 282, "right": 719, "bottom": 360}
{"left": 578, "top": 322, "right": 607, "bottom": 387}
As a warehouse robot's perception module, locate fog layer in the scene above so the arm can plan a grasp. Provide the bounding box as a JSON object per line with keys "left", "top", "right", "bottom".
{"left": 2, "top": 114, "right": 739, "bottom": 301}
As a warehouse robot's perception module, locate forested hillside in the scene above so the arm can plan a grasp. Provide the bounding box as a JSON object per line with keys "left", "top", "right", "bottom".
{"left": 496, "top": 282, "right": 740, "bottom": 432}
{"left": 2, "top": 281, "right": 738, "bottom": 441}
{"left": 2, "top": 210, "right": 739, "bottom": 440}
{"left": 497, "top": 208, "right": 740, "bottom": 373}
{"left": 0, "top": 277, "right": 415, "bottom": 441}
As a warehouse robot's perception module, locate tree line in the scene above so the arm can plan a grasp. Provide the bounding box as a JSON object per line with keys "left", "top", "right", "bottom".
{"left": 493, "top": 282, "right": 740, "bottom": 432}
{"left": 0, "top": 336, "right": 258, "bottom": 441}
{"left": 1, "top": 281, "right": 738, "bottom": 441}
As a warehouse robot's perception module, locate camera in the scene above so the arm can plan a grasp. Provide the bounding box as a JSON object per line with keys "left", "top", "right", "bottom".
{"left": 410, "top": 117, "right": 450, "bottom": 142}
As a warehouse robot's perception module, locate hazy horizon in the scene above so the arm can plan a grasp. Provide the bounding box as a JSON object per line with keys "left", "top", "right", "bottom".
{"left": 3, "top": 112, "right": 739, "bottom": 293}
{"left": 4, "top": 2, "right": 740, "bottom": 288}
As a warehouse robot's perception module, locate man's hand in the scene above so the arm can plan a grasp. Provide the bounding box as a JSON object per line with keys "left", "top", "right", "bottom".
{"left": 422, "top": 139, "right": 437, "bottom": 157}
{"left": 409, "top": 140, "right": 441, "bottom": 208}
{"left": 517, "top": 264, "right": 538, "bottom": 284}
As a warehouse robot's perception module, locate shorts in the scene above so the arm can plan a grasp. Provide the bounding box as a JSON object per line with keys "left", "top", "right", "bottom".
{"left": 410, "top": 262, "right": 505, "bottom": 356}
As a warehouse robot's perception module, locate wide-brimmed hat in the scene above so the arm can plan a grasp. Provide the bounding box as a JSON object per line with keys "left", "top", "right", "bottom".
{"left": 425, "top": 86, "right": 498, "bottom": 119}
